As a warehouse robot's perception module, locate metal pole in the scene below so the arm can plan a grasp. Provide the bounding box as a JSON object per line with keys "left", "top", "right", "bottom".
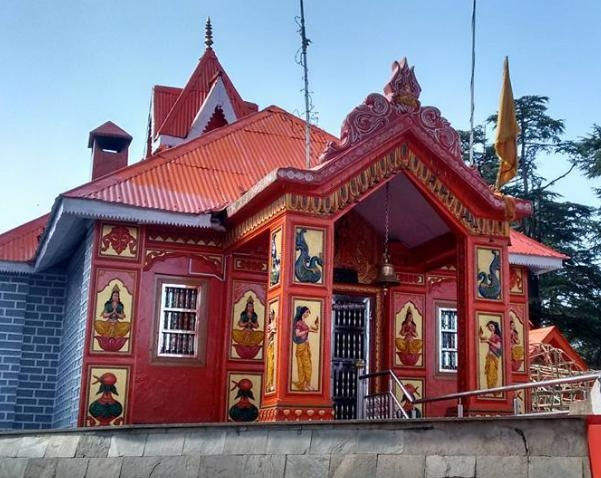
{"left": 299, "top": 0, "right": 311, "bottom": 169}
{"left": 356, "top": 360, "right": 365, "bottom": 419}
{"left": 468, "top": 0, "right": 476, "bottom": 166}
{"left": 513, "top": 396, "right": 520, "bottom": 415}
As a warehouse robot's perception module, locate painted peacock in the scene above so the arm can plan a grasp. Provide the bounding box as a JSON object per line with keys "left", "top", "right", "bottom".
{"left": 478, "top": 250, "right": 501, "bottom": 300}
{"left": 294, "top": 228, "right": 323, "bottom": 283}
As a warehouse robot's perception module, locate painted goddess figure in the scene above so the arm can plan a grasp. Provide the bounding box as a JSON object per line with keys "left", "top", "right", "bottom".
{"left": 94, "top": 284, "right": 130, "bottom": 352}
{"left": 394, "top": 307, "right": 422, "bottom": 366}
{"left": 479, "top": 320, "right": 503, "bottom": 389}
{"left": 510, "top": 317, "right": 524, "bottom": 372}
{"left": 265, "top": 308, "right": 277, "bottom": 392}
{"left": 292, "top": 306, "right": 319, "bottom": 391}
{"left": 231, "top": 295, "right": 263, "bottom": 359}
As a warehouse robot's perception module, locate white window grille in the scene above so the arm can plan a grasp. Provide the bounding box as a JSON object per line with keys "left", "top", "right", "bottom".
{"left": 157, "top": 283, "right": 201, "bottom": 357}
{"left": 438, "top": 307, "right": 458, "bottom": 372}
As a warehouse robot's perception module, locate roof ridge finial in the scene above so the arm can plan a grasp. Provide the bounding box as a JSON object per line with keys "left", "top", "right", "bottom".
{"left": 205, "top": 17, "right": 213, "bottom": 50}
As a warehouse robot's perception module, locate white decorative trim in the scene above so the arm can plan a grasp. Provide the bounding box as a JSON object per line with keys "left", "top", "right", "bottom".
{"left": 509, "top": 253, "right": 564, "bottom": 275}
{"left": 34, "top": 197, "right": 221, "bottom": 271}
{"left": 0, "top": 260, "right": 34, "bottom": 274}
{"left": 188, "top": 76, "right": 237, "bottom": 139}
{"left": 153, "top": 134, "right": 185, "bottom": 152}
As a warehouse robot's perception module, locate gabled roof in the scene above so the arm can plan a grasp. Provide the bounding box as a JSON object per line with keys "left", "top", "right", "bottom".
{"left": 65, "top": 106, "right": 336, "bottom": 214}
{"left": 155, "top": 48, "right": 257, "bottom": 139}
{"left": 152, "top": 85, "right": 183, "bottom": 137}
{"left": 529, "top": 325, "right": 588, "bottom": 371}
{"left": 0, "top": 214, "right": 49, "bottom": 262}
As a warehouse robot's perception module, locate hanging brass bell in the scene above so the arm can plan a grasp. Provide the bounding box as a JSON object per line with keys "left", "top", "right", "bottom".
{"left": 376, "top": 253, "right": 400, "bottom": 287}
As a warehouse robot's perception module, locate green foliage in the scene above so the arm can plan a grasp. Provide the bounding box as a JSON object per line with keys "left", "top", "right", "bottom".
{"left": 571, "top": 124, "right": 601, "bottom": 198}
{"left": 460, "top": 95, "right": 601, "bottom": 368}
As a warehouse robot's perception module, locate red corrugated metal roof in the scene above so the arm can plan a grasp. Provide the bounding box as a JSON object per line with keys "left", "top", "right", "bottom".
{"left": 152, "top": 85, "right": 182, "bottom": 137}
{"left": 0, "top": 214, "right": 49, "bottom": 262}
{"left": 65, "top": 106, "right": 336, "bottom": 213}
{"left": 529, "top": 326, "right": 555, "bottom": 344}
{"left": 529, "top": 325, "right": 588, "bottom": 371}
{"left": 509, "top": 230, "right": 569, "bottom": 259}
{"left": 156, "top": 48, "right": 257, "bottom": 138}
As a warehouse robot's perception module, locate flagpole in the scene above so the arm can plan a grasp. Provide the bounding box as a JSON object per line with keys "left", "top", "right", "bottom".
{"left": 468, "top": 0, "right": 476, "bottom": 166}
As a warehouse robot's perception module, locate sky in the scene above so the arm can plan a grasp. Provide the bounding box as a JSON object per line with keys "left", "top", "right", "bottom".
{"left": 1, "top": 0, "right": 600, "bottom": 234}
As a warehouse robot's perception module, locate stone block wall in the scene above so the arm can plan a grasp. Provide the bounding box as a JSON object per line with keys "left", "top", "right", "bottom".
{"left": 0, "top": 222, "right": 94, "bottom": 430}
{"left": 13, "top": 271, "right": 66, "bottom": 429}
{"left": 52, "top": 227, "right": 93, "bottom": 429}
{"left": 0, "top": 416, "right": 592, "bottom": 477}
{"left": 0, "top": 275, "right": 29, "bottom": 429}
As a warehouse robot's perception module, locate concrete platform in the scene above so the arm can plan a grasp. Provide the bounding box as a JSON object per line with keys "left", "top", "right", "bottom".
{"left": 0, "top": 416, "right": 593, "bottom": 477}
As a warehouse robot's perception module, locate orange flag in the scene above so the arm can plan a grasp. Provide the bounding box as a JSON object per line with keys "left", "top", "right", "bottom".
{"left": 494, "top": 57, "right": 520, "bottom": 189}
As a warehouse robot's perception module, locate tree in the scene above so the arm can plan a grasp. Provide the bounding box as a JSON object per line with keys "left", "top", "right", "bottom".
{"left": 460, "top": 96, "right": 601, "bottom": 368}
{"left": 571, "top": 124, "right": 601, "bottom": 198}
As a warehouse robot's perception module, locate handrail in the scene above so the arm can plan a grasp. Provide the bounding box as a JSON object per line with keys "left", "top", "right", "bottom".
{"left": 413, "top": 371, "right": 601, "bottom": 404}
{"left": 359, "top": 369, "right": 416, "bottom": 404}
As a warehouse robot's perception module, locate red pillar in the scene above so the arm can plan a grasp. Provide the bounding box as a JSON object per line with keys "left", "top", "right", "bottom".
{"left": 260, "top": 213, "right": 334, "bottom": 421}
{"left": 456, "top": 234, "right": 514, "bottom": 416}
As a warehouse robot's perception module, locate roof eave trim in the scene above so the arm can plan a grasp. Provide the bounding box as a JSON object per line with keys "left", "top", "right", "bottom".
{"left": 226, "top": 169, "right": 280, "bottom": 217}
{"left": 0, "top": 260, "right": 34, "bottom": 274}
{"left": 34, "top": 197, "right": 220, "bottom": 271}
{"left": 509, "top": 253, "right": 564, "bottom": 275}
{"left": 61, "top": 197, "right": 217, "bottom": 228}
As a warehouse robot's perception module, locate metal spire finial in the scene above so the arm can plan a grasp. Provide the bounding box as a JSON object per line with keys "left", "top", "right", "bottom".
{"left": 205, "top": 17, "right": 213, "bottom": 49}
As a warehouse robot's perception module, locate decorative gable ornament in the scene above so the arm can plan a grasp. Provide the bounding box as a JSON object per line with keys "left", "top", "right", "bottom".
{"left": 188, "top": 75, "right": 237, "bottom": 138}
{"left": 319, "top": 58, "right": 461, "bottom": 163}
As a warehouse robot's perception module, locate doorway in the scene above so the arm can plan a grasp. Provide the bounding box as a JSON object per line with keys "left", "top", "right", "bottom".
{"left": 331, "top": 294, "right": 371, "bottom": 419}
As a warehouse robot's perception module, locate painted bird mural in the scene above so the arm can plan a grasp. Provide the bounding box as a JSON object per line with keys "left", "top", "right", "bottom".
{"left": 88, "top": 373, "right": 123, "bottom": 426}
{"left": 294, "top": 228, "right": 323, "bottom": 283}
{"left": 478, "top": 250, "right": 501, "bottom": 300}
{"left": 228, "top": 378, "right": 259, "bottom": 422}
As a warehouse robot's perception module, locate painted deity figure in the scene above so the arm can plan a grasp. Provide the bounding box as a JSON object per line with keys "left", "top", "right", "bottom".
{"left": 228, "top": 378, "right": 259, "bottom": 422}
{"left": 292, "top": 306, "right": 319, "bottom": 391}
{"left": 479, "top": 321, "right": 503, "bottom": 389}
{"left": 510, "top": 318, "right": 524, "bottom": 372}
{"left": 231, "top": 296, "right": 264, "bottom": 359}
{"left": 265, "top": 308, "right": 277, "bottom": 392}
{"left": 394, "top": 307, "right": 423, "bottom": 366}
{"left": 94, "top": 285, "right": 130, "bottom": 352}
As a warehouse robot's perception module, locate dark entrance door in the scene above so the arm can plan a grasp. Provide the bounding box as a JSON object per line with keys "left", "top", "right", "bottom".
{"left": 331, "top": 295, "right": 370, "bottom": 419}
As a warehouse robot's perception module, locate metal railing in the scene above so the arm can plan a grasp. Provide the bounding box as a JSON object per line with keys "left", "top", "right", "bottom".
{"left": 358, "top": 369, "right": 601, "bottom": 419}
{"left": 357, "top": 369, "right": 417, "bottom": 419}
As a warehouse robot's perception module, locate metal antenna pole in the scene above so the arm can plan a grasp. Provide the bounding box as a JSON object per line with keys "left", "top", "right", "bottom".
{"left": 468, "top": 0, "right": 476, "bottom": 166}
{"left": 299, "top": 0, "right": 311, "bottom": 169}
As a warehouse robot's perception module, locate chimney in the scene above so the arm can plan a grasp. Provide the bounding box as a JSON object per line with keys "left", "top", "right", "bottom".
{"left": 88, "top": 121, "right": 133, "bottom": 180}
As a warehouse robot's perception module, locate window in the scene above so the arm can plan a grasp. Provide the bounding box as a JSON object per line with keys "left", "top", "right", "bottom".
{"left": 157, "top": 282, "right": 202, "bottom": 358}
{"left": 438, "top": 307, "right": 458, "bottom": 372}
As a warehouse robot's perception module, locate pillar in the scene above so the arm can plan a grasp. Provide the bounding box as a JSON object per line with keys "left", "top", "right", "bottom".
{"left": 260, "top": 213, "right": 334, "bottom": 421}
{"left": 456, "top": 233, "right": 514, "bottom": 416}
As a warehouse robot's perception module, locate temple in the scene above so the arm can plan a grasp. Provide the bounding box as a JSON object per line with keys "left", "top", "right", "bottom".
{"left": 0, "top": 22, "right": 573, "bottom": 429}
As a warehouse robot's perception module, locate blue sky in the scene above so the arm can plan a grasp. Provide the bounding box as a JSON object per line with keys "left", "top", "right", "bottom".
{"left": 1, "top": 0, "right": 599, "bottom": 233}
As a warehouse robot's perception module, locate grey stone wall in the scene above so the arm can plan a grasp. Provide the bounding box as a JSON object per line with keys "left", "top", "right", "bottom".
{"left": 0, "top": 269, "right": 67, "bottom": 430}
{"left": 52, "top": 226, "right": 93, "bottom": 429}
{"left": 0, "top": 416, "right": 592, "bottom": 477}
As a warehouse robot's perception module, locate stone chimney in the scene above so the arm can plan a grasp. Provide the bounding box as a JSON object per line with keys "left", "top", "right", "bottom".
{"left": 88, "top": 121, "right": 133, "bottom": 180}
